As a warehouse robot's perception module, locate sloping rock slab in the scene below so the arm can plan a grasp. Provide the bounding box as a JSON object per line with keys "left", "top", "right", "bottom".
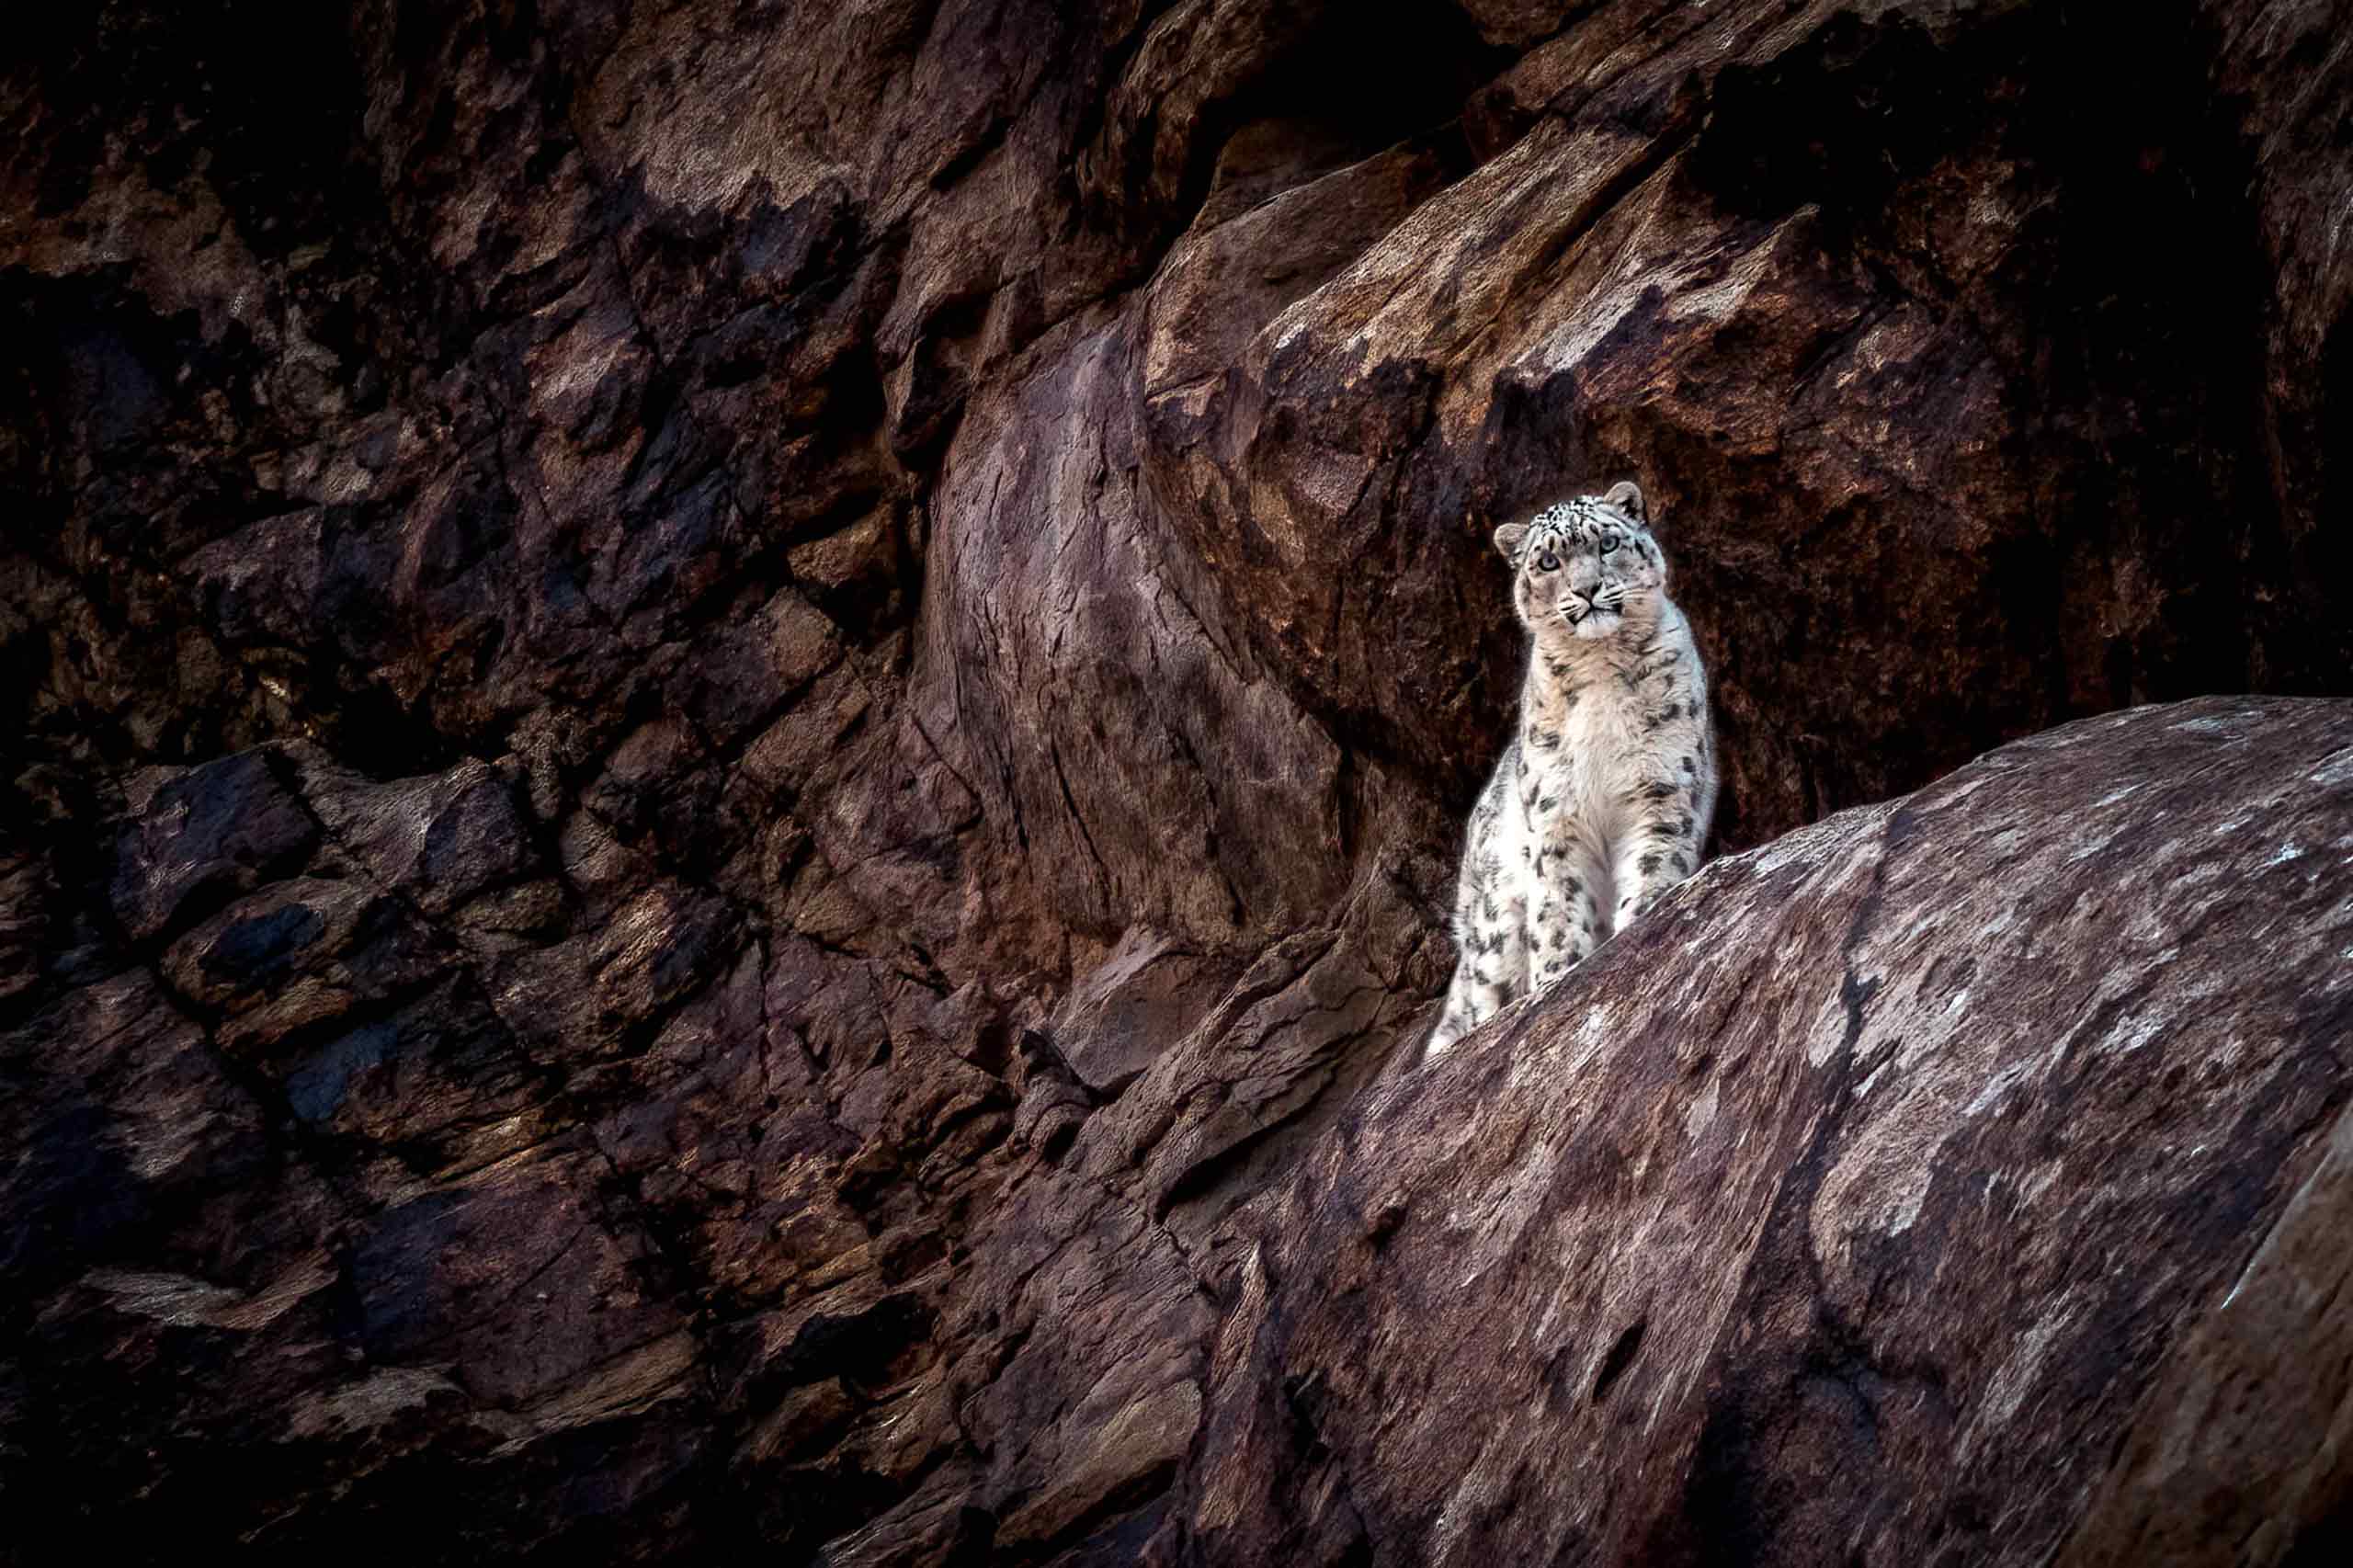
{"left": 1178, "top": 696, "right": 2353, "bottom": 1567}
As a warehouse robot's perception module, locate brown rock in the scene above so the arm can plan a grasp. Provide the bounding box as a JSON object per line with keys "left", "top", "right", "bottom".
{"left": 2054, "top": 1093, "right": 2353, "bottom": 1568}
{"left": 1174, "top": 699, "right": 2353, "bottom": 1566}
{"left": 1046, "top": 926, "right": 1237, "bottom": 1097}
{"left": 160, "top": 874, "right": 449, "bottom": 1056}
{"left": 4, "top": 0, "right": 2351, "bottom": 1560}
{"left": 109, "top": 751, "right": 320, "bottom": 944}
{"left": 294, "top": 754, "right": 537, "bottom": 915}
{"left": 0, "top": 849, "right": 52, "bottom": 1002}
{"left": 350, "top": 1145, "right": 684, "bottom": 1407}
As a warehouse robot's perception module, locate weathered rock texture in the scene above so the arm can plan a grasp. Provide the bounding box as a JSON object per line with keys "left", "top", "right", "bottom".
{"left": 3, "top": 1, "right": 2350, "bottom": 1563}
{"left": 1188, "top": 698, "right": 2353, "bottom": 1568}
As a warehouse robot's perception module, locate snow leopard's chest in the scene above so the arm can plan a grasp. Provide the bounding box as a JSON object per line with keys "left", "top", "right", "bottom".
{"left": 1519, "top": 682, "right": 1670, "bottom": 832}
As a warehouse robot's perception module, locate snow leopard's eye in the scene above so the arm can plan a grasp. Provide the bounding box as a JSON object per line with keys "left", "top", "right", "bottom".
{"left": 1535, "top": 551, "right": 1560, "bottom": 573}
{"left": 1599, "top": 532, "right": 1619, "bottom": 555}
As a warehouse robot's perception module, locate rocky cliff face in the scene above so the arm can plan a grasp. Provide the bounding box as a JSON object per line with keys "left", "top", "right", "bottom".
{"left": 4, "top": 2, "right": 2349, "bottom": 1563}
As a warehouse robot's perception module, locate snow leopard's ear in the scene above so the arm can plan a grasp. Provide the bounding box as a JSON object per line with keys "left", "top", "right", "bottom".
{"left": 1603, "top": 481, "right": 1647, "bottom": 524}
{"left": 1492, "top": 521, "right": 1529, "bottom": 561}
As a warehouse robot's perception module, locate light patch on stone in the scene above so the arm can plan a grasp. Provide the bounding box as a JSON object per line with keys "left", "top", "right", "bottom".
{"left": 2068, "top": 821, "right": 2139, "bottom": 862}
{"left": 85, "top": 1251, "right": 335, "bottom": 1333}
{"left": 2263, "top": 841, "right": 2305, "bottom": 868}
{"left": 1429, "top": 1427, "right": 1514, "bottom": 1565}
{"left": 501, "top": 1327, "right": 699, "bottom": 1447}
{"left": 1936, "top": 770, "right": 1996, "bottom": 804}
{"left": 1964, "top": 1061, "right": 2034, "bottom": 1118}
{"left": 1684, "top": 1076, "right": 1720, "bottom": 1139}
{"left": 1750, "top": 799, "right": 1894, "bottom": 878}
{"left": 1540, "top": 273, "right": 1655, "bottom": 381}
{"left": 632, "top": 106, "right": 824, "bottom": 217}
{"left": 1447, "top": 1140, "right": 1567, "bottom": 1278}
{"left": 1812, "top": 1107, "right": 1945, "bottom": 1281}
{"left": 1518, "top": 1001, "right": 1618, "bottom": 1084}
{"left": 1666, "top": 236, "right": 1787, "bottom": 324}
{"left": 1974, "top": 1293, "right": 2084, "bottom": 1437}
{"left": 2309, "top": 745, "right": 2353, "bottom": 787}
{"left": 1875, "top": 1163, "right": 1934, "bottom": 1237}
{"left": 2108, "top": 1011, "right": 2167, "bottom": 1055}
{"left": 996, "top": 1376, "right": 1204, "bottom": 1549}
{"left": 1968, "top": 186, "right": 2017, "bottom": 230}
{"left": 1893, "top": 903, "right": 1948, "bottom": 946}
{"left": 2092, "top": 783, "right": 2143, "bottom": 807}
{"left": 283, "top": 1366, "right": 466, "bottom": 1443}
{"left": 1805, "top": 980, "right": 1850, "bottom": 1068}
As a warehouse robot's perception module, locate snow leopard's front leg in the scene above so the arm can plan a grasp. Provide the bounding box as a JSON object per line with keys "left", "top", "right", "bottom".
{"left": 1428, "top": 923, "right": 1524, "bottom": 1057}
{"left": 1528, "top": 838, "right": 1603, "bottom": 994}
{"left": 1428, "top": 870, "right": 1529, "bottom": 1056}
{"left": 1427, "top": 777, "right": 1529, "bottom": 1057}
{"left": 1611, "top": 772, "right": 1711, "bottom": 928}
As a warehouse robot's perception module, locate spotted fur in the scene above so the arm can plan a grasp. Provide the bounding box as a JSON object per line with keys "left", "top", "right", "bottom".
{"left": 1423, "top": 480, "right": 1719, "bottom": 1059}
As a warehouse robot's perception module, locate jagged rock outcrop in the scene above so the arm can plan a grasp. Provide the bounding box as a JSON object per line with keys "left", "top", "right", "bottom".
{"left": 4, "top": 2, "right": 2350, "bottom": 1563}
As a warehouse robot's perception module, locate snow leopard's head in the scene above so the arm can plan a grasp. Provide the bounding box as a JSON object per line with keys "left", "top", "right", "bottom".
{"left": 1493, "top": 482, "right": 1665, "bottom": 644}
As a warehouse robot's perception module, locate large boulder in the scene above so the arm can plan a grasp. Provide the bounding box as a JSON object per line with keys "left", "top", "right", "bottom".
{"left": 1179, "top": 696, "right": 2353, "bottom": 1566}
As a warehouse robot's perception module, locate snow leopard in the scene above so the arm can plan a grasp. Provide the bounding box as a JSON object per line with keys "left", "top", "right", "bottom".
{"left": 1423, "top": 480, "right": 1718, "bottom": 1059}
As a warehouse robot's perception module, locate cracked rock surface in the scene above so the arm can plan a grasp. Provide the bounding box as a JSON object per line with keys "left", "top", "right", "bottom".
{"left": 4, "top": 2, "right": 2351, "bottom": 1563}
{"left": 1185, "top": 698, "right": 2353, "bottom": 1567}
